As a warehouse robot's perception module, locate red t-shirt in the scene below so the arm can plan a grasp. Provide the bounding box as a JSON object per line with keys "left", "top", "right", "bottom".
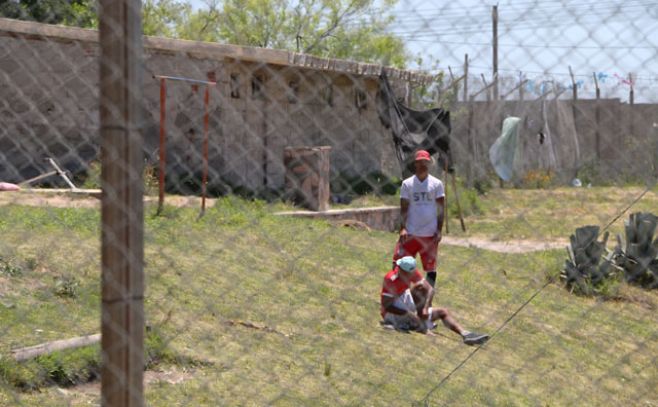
{"left": 380, "top": 267, "right": 423, "bottom": 317}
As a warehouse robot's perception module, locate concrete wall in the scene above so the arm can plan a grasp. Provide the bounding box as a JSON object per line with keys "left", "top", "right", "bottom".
{"left": 1, "top": 18, "right": 655, "bottom": 191}
{"left": 0, "top": 18, "right": 421, "bottom": 193}
{"left": 450, "top": 99, "right": 658, "bottom": 183}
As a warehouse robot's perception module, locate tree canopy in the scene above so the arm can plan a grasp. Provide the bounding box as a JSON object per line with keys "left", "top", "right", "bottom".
{"left": 144, "top": 0, "right": 408, "bottom": 67}
{"left": 0, "top": 0, "right": 97, "bottom": 27}
{"left": 0, "top": 0, "right": 409, "bottom": 67}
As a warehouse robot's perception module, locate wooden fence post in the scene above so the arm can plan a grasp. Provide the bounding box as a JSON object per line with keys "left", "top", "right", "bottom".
{"left": 593, "top": 72, "right": 601, "bottom": 160}
{"left": 99, "top": 0, "right": 145, "bottom": 406}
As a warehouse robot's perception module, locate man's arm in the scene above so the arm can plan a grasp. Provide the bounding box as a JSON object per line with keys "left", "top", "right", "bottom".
{"left": 382, "top": 294, "right": 417, "bottom": 318}
{"left": 435, "top": 196, "right": 445, "bottom": 241}
{"left": 400, "top": 198, "right": 410, "bottom": 242}
{"left": 422, "top": 279, "right": 435, "bottom": 314}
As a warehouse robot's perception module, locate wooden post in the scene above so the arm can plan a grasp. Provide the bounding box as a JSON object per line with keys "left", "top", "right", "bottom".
{"left": 481, "top": 74, "right": 491, "bottom": 102}
{"left": 443, "top": 159, "right": 449, "bottom": 234}
{"left": 629, "top": 73, "right": 634, "bottom": 106}
{"left": 99, "top": 0, "right": 144, "bottom": 406}
{"left": 467, "top": 95, "right": 475, "bottom": 186}
{"left": 448, "top": 66, "right": 458, "bottom": 103}
{"left": 158, "top": 78, "right": 166, "bottom": 214}
{"left": 451, "top": 172, "right": 466, "bottom": 232}
{"left": 654, "top": 122, "right": 658, "bottom": 180}
{"left": 569, "top": 66, "right": 579, "bottom": 170}
{"left": 519, "top": 71, "right": 524, "bottom": 101}
{"left": 593, "top": 72, "right": 601, "bottom": 159}
{"left": 263, "top": 90, "right": 269, "bottom": 190}
{"left": 629, "top": 73, "right": 635, "bottom": 148}
{"left": 569, "top": 66, "right": 578, "bottom": 100}
{"left": 492, "top": 5, "right": 499, "bottom": 101}
{"left": 463, "top": 54, "right": 469, "bottom": 103}
{"left": 201, "top": 86, "right": 209, "bottom": 216}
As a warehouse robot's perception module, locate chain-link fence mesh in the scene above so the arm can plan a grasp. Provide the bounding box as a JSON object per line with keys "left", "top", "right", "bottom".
{"left": 1, "top": 0, "right": 657, "bottom": 406}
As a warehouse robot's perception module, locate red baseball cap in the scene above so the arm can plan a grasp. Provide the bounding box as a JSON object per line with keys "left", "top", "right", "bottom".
{"left": 414, "top": 150, "right": 431, "bottom": 162}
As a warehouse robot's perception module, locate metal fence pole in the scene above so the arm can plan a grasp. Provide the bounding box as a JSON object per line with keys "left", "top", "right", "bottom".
{"left": 99, "top": 0, "right": 145, "bottom": 405}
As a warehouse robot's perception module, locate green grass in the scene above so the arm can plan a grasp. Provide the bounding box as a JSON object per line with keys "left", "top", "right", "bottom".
{"left": 297, "top": 184, "right": 658, "bottom": 242}
{"left": 0, "top": 191, "right": 657, "bottom": 406}
{"left": 456, "top": 185, "right": 658, "bottom": 241}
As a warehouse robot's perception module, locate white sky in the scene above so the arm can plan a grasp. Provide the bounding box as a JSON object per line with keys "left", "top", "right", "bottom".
{"left": 187, "top": 0, "right": 658, "bottom": 102}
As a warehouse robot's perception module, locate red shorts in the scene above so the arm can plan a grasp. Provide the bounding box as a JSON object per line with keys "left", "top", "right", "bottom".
{"left": 393, "top": 236, "right": 438, "bottom": 272}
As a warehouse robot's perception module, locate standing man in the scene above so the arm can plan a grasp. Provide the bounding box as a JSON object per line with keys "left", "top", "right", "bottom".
{"left": 381, "top": 256, "right": 489, "bottom": 345}
{"left": 394, "top": 150, "right": 445, "bottom": 287}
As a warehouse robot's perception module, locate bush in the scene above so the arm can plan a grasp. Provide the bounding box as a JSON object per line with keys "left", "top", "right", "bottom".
{"left": 0, "top": 256, "right": 22, "bottom": 277}
{"left": 0, "top": 345, "right": 101, "bottom": 390}
{"left": 53, "top": 275, "right": 80, "bottom": 299}
{"left": 446, "top": 177, "right": 483, "bottom": 218}
{"left": 0, "top": 326, "right": 204, "bottom": 391}
{"left": 613, "top": 212, "right": 658, "bottom": 289}
{"left": 561, "top": 225, "right": 622, "bottom": 296}
{"left": 520, "top": 169, "right": 555, "bottom": 189}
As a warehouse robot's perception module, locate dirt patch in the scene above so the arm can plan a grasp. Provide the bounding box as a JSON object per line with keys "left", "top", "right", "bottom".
{"left": 442, "top": 236, "right": 567, "bottom": 253}
{"left": 604, "top": 285, "right": 658, "bottom": 310}
{"left": 0, "top": 190, "right": 216, "bottom": 209}
{"left": 0, "top": 276, "right": 8, "bottom": 297}
{"left": 0, "top": 191, "right": 99, "bottom": 208}
{"left": 58, "top": 367, "right": 196, "bottom": 399}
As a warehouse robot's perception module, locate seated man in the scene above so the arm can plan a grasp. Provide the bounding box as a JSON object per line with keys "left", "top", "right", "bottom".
{"left": 380, "top": 256, "right": 489, "bottom": 346}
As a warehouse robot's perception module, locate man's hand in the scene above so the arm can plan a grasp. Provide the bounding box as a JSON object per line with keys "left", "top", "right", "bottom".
{"left": 408, "top": 311, "right": 428, "bottom": 333}
{"left": 399, "top": 227, "right": 409, "bottom": 244}
{"left": 433, "top": 230, "right": 442, "bottom": 244}
{"left": 407, "top": 310, "right": 422, "bottom": 327}
{"left": 420, "top": 307, "right": 430, "bottom": 319}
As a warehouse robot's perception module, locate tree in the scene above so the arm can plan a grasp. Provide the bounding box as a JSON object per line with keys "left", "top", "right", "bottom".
{"left": 0, "top": 0, "right": 409, "bottom": 68}
{"left": 142, "top": 0, "right": 408, "bottom": 68}
{"left": 205, "top": 0, "right": 408, "bottom": 67}
{"left": 142, "top": 0, "right": 192, "bottom": 38}
{"left": 0, "top": 0, "right": 96, "bottom": 27}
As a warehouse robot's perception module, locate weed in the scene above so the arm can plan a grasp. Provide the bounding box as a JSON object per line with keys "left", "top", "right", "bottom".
{"left": 53, "top": 275, "right": 80, "bottom": 299}
{"left": 0, "top": 256, "right": 22, "bottom": 277}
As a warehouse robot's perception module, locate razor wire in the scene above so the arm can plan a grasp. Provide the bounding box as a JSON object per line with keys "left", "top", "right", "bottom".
{"left": 1, "top": 0, "right": 658, "bottom": 406}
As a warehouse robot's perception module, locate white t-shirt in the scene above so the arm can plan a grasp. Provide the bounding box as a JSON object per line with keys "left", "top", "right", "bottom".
{"left": 400, "top": 174, "right": 445, "bottom": 237}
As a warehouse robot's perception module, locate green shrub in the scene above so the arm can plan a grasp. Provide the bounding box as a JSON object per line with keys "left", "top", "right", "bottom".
{"left": 613, "top": 212, "right": 658, "bottom": 289}
{"left": 0, "top": 256, "right": 22, "bottom": 277}
{"left": 0, "top": 326, "right": 205, "bottom": 391}
{"left": 53, "top": 275, "right": 80, "bottom": 299}
{"left": 561, "top": 225, "right": 622, "bottom": 296}
{"left": 446, "top": 177, "right": 483, "bottom": 218}
{"left": 0, "top": 345, "right": 101, "bottom": 390}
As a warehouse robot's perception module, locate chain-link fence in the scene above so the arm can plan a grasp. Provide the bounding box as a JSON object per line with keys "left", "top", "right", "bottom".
{"left": 1, "top": 0, "right": 657, "bottom": 406}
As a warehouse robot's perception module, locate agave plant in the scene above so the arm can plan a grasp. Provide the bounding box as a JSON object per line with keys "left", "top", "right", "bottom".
{"left": 614, "top": 212, "right": 658, "bottom": 289}
{"left": 562, "top": 225, "right": 620, "bottom": 295}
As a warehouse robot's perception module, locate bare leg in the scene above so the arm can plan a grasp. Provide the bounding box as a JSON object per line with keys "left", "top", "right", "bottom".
{"left": 431, "top": 307, "right": 464, "bottom": 336}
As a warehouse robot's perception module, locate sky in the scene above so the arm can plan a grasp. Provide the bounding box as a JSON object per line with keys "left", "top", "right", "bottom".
{"left": 187, "top": 0, "right": 658, "bottom": 102}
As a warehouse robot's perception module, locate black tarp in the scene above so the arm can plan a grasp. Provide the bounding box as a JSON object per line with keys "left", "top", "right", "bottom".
{"left": 376, "top": 72, "right": 452, "bottom": 177}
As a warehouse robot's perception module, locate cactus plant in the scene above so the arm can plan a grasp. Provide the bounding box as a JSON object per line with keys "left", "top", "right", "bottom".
{"left": 562, "top": 225, "right": 620, "bottom": 295}
{"left": 614, "top": 212, "right": 658, "bottom": 289}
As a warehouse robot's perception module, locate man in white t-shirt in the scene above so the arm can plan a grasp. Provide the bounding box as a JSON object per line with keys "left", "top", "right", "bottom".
{"left": 393, "top": 150, "right": 445, "bottom": 287}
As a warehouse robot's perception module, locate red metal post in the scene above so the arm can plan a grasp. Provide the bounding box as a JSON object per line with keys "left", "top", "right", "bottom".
{"left": 201, "top": 85, "right": 210, "bottom": 215}
{"left": 158, "top": 78, "right": 166, "bottom": 214}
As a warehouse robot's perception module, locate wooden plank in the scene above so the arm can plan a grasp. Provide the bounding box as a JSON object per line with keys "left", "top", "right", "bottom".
{"left": 99, "top": 0, "right": 144, "bottom": 406}
{"left": 12, "top": 334, "right": 101, "bottom": 362}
